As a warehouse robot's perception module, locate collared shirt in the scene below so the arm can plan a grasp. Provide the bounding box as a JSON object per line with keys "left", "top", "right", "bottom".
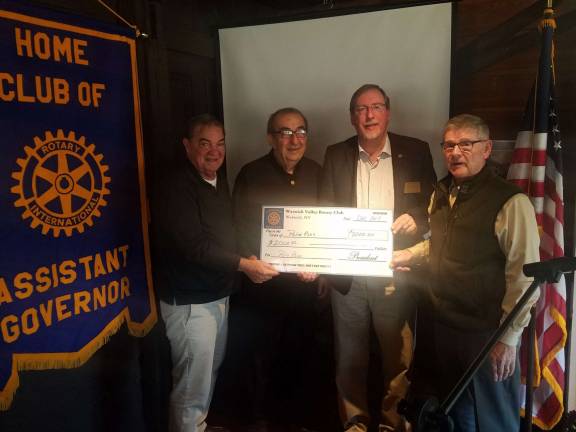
{"left": 407, "top": 188, "right": 540, "bottom": 346}
{"left": 356, "top": 134, "right": 394, "bottom": 210}
{"left": 355, "top": 135, "right": 394, "bottom": 290}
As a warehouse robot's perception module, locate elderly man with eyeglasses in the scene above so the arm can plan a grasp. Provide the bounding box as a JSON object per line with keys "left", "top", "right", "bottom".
{"left": 319, "top": 84, "right": 437, "bottom": 432}
{"left": 391, "top": 114, "right": 540, "bottom": 432}
{"left": 231, "top": 107, "right": 325, "bottom": 432}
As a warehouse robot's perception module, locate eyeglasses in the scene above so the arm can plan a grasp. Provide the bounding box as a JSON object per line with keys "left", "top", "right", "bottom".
{"left": 440, "top": 139, "right": 485, "bottom": 153}
{"left": 353, "top": 103, "right": 387, "bottom": 115}
{"left": 272, "top": 128, "right": 307, "bottom": 139}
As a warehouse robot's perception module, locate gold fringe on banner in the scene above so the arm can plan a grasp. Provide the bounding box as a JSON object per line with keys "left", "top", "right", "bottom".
{"left": 0, "top": 307, "right": 155, "bottom": 410}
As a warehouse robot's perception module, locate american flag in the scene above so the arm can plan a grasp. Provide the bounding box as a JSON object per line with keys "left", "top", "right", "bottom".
{"left": 506, "top": 7, "right": 566, "bottom": 430}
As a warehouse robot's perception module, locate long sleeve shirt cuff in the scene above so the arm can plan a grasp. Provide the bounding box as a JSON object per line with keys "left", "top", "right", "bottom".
{"left": 406, "top": 239, "right": 429, "bottom": 265}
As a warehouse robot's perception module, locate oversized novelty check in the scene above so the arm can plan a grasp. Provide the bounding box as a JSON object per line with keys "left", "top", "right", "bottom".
{"left": 260, "top": 206, "right": 393, "bottom": 277}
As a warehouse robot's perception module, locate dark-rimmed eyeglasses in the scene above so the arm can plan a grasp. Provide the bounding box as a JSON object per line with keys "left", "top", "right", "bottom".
{"left": 440, "top": 139, "right": 485, "bottom": 153}
{"left": 272, "top": 128, "right": 307, "bottom": 139}
{"left": 353, "top": 103, "right": 387, "bottom": 115}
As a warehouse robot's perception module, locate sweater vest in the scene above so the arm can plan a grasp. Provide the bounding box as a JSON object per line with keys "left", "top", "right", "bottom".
{"left": 429, "top": 167, "right": 522, "bottom": 331}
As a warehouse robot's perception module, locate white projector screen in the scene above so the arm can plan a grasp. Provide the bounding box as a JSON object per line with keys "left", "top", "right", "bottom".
{"left": 219, "top": 2, "right": 452, "bottom": 185}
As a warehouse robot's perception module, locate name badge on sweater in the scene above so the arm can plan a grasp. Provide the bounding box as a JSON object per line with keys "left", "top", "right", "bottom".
{"left": 404, "top": 181, "right": 421, "bottom": 194}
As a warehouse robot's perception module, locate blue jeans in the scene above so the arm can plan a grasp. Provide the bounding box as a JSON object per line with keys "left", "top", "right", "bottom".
{"left": 443, "top": 341, "right": 521, "bottom": 432}
{"left": 450, "top": 387, "right": 477, "bottom": 432}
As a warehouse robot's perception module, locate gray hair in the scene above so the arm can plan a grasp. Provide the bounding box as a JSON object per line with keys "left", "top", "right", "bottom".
{"left": 444, "top": 114, "right": 490, "bottom": 139}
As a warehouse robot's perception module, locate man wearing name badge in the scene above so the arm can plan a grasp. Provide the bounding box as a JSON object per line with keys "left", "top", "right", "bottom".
{"left": 232, "top": 107, "right": 325, "bottom": 431}
{"left": 151, "top": 114, "right": 279, "bottom": 432}
{"left": 391, "top": 114, "right": 540, "bottom": 432}
{"left": 318, "top": 84, "right": 436, "bottom": 432}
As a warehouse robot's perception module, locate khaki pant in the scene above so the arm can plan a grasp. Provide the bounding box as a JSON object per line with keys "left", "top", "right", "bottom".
{"left": 161, "top": 298, "right": 229, "bottom": 432}
{"left": 331, "top": 277, "right": 412, "bottom": 430}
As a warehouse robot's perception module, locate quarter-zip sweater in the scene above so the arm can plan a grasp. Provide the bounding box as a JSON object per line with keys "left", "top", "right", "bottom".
{"left": 152, "top": 161, "right": 241, "bottom": 305}
{"left": 428, "top": 167, "right": 522, "bottom": 331}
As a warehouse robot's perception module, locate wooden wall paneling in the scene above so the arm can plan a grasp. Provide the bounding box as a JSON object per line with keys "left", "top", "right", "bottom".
{"left": 132, "top": 0, "right": 176, "bottom": 184}
{"left": 166, "top": 52, "right": 219, "bottom": 148}
{"left": 455, "top": 0, "right": 545, "bottom": 46}
{"left": 453, "top": 1, "right": 557, "bottom": 79}
{"left": 451, "top": 48, "right": 538, "bottom": 139}
{"left": 556, "top": 23, "right": 576, "bottom": 258}
{"left": 159, "top": 1, "right": 221, "bottom": 170}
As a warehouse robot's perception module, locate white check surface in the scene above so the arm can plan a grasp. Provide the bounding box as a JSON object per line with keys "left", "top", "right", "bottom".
{"left": 260, "top": 206, "right": 393, "bottom": 277}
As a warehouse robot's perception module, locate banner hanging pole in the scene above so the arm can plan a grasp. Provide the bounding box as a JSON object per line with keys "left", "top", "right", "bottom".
{"left": 96, "top": 0, "right": 148, "bottom": 38}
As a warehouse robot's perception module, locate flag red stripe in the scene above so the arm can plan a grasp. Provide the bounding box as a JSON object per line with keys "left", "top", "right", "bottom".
{"left": 541, "top": 324, "right": 564, "bottom": 353}
{"left": 545, "top": 284, "right": 567, "bottom": 315}
{"left": 530, "top": 181, "right": 545, "bottom": 197}
{"left": 532, "top": 150, "right": 547, "bottom": 165}
{"left": 535, "top": 213, "right": 544, "bottom": 226}
{"left": 542, "top": 214, "right": 564, "bottom": 242}
{"left": 548, "top": 358, "right": 565, "bottom": 388}
{"left": 509, "top": 147, "right": 533, "bottom": 162}
{"left": 536, "top": 393, "right": 561, "bottom": 425}
{"left": 544, "top": 175, "right": 562, "bottom": 208}
{"left": 506, "top": 18, "right": 564, "bottom": 428}
{"left": 510, "top": 178, "right": 530, "bottom": 192}
{"left": 540, "top": 247, "right": 552, "bottom": 261}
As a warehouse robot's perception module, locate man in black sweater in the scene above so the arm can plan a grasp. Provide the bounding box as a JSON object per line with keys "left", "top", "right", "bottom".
{"left": 152, "top": 114, "right": 278, "bottom": 432}
{"left": 232, "top": 108, "right": 323, "bottom": 431}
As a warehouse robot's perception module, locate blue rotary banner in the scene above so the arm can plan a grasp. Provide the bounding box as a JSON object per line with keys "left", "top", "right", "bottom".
{"left": 0, "top": 1, "right": 156, "bottom": 409}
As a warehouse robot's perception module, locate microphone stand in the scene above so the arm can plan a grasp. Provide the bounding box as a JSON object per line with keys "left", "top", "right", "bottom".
{"left": 400, "top": 257, "right": 575, "bottom": 432}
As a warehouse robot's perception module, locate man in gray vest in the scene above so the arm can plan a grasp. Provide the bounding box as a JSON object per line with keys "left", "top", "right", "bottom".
{"left": 391, "top": 114, "right": 540, "bottom": 431}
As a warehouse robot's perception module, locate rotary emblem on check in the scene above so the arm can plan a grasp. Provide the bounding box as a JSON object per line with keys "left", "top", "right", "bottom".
{"left": 11, "top": 130, "right": 111, "bottom": 237}
{"left": 264, "top": 208, "right": 284, "bottom": 229}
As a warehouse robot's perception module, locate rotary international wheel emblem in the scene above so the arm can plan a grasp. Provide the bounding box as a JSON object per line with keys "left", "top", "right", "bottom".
{"left": 264, "top": 208, "right": 284, "bottom": 229}
{"left": 10, "top": 130, "right": 111, "bottom": 237}
{"left": 267, "top": 210, "right": 281, "bottom": 226}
